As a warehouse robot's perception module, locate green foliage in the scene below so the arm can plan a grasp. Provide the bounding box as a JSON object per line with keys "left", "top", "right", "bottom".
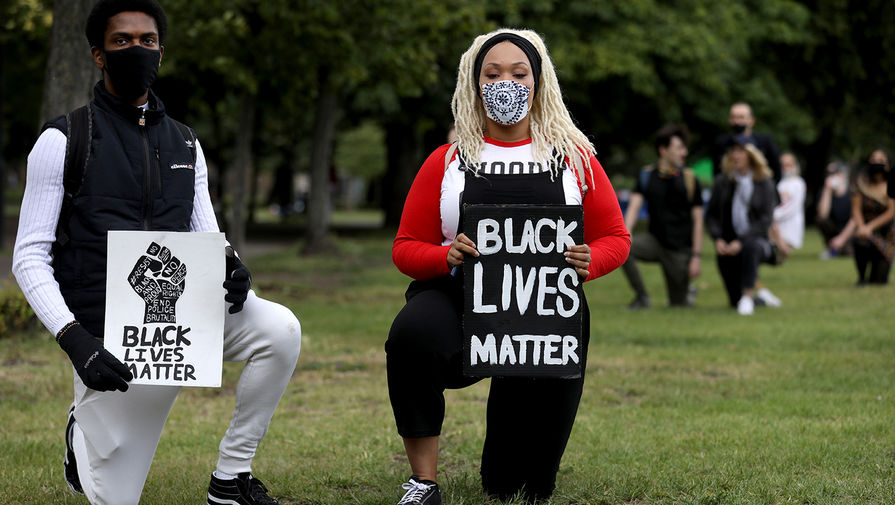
{"left": 5, "top": 0, "right": 895, "bottom": 228}
{"left": 485, "top": 0, "right": 815, "bottom": 170}
{"left": 334, "top": 121, "right": 387, "bottom": 179}
{"left": 0, "top": 280, "right": 37, "bottom": 337}
{"left": 765, "top": 0, "right": 895, "bottom": 163}
{"left": 1, "top": 0, "right": 52, "bottom": 165}
{"left": 0, "top": 0, "right": 51, "bottom": 36}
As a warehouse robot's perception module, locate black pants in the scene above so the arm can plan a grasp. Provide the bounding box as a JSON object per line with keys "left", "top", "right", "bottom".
{"left": 853, "top": 238, "right": 892, "bottom": 284}
{"left": 385, "top": 276, "right": 590, "bottom": 501}
{"left": 716, "top": 237, "right": 772, "bottom": 307}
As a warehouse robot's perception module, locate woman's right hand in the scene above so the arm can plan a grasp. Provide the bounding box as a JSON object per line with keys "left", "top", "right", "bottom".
{"left": 715, "top": 238, "right": 729, "bottom": 256}
{"left": 726, "top": 240, "right": 743, "bottom": 256}
{"left": 447, "top": 233, "right": 478, "bottom": 268}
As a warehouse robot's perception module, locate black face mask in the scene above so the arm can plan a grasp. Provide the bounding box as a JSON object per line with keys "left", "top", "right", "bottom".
{"left": 868, "top": 163, "right": 887, "bottom": 178}
{"left": 103, "top": 46, "right": 161, "bottom": 103}
{"left": 731, "top": 124, "right": 747, "bottom": 134}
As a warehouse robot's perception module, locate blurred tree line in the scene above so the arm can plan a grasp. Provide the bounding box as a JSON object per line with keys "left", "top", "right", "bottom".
{"left": 2, "top": 0, "right": 894, "bottom": 251}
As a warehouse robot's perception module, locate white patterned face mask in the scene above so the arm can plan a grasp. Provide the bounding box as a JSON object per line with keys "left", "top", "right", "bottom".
{"left": 481, "top": 80, "right": 531, "bottom": 125}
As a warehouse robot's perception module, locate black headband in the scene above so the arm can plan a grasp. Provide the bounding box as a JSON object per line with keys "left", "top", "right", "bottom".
{"left": 472, "top": 33, "right": 542, "bottom": 97}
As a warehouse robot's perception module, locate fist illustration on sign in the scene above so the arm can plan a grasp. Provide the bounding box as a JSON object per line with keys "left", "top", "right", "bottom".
{"left": 128, "top": 242, "right": 187, "bottom": 324}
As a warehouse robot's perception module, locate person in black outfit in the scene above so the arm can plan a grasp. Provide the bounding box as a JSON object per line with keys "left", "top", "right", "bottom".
{"left": 713, "top": 102, "right": 781, "bottom": 183}
{"left": 705, "top": 138, "right": 777, "bottom": 315}
{"left": 622, "top": 124, "right": 703, "bottom": 308}
{"left": 817, "top": 160, "right": 854, "bottom": 258}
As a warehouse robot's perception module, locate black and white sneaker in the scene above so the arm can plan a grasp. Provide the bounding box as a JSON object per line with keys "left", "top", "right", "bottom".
{"left": 397, "top": 475, "right": 441, "bottom": 505}
{"left": 64, "top": 406, "right": 83, "bottom": 494}
{"left": 207, "top": 472, "right": 279, "bottom": 505}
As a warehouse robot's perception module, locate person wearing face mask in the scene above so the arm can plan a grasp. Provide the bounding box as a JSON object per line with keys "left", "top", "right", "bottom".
{"left": 385, "top": 28, "right": 629, "bottom": 504}
{"left": 11, "top": 1, "right": 300, "bottom": 504}
{"left": 771, "top": 152, "right": 806, "bottom": 256}
{"left": 621, "top": 124, "right": 704, "bottom": 309}
{"left": 705, "top": 138, "right": 778, "bottom": 315}
{"left": 818, "top": 160, "right": 855, "bottom": 258}
{"left": 848, "top": 148, "right": 895, "bottom": 285}
{"left": 713, "top": 102, "right": 782, "bottom": 183}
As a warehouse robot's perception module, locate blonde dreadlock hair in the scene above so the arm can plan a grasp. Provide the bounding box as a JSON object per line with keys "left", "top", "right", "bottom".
{"left": 451, "top": 28, "right": 596, "bottom": 190}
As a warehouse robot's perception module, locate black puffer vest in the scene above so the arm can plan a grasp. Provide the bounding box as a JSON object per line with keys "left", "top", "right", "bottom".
{"left": 50, "top": 82, "right": 196, "bottom": 337}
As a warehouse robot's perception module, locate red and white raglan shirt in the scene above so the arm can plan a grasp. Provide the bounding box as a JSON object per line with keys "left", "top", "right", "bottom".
{"left": 393, "top": 137, "right": 630, "bottom": 281}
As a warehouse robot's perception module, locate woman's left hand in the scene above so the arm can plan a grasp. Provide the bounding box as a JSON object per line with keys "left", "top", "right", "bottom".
{"left": 565, "top": 244, "right": 592, "bottom": 279}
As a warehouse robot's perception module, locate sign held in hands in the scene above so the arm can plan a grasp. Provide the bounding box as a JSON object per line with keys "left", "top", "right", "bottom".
{"left": 462, "top": 205, "right": 584, "bottom": 379}
{"left": 105, "top": 231, "right": 225, "bottom": 387}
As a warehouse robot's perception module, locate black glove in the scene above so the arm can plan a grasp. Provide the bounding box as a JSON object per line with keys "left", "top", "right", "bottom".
{"left": 57, "top": 323, "right": 133, "bottom": 392}
{"left": 224, "top": 246, "right": 252, "bottom": 314}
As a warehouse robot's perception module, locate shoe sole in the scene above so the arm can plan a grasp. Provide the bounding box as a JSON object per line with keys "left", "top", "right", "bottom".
{"left": 207, "top": 492, "right": 244, "bottom": 505}
{"left": 64, "top": 407, "right": 84, "bottom": 494}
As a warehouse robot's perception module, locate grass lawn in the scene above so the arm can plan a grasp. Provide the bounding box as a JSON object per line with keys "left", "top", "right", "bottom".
{"left": 1, "top": 228, "right": 893, "bottom": 504}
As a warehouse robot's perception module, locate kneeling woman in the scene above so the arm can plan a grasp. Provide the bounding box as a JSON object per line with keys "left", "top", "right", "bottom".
{"left": 385, "top": 28, "right": 630, "bottom": 504}
{"left": 705, "top": 139, "right": 777, "bottom": 315}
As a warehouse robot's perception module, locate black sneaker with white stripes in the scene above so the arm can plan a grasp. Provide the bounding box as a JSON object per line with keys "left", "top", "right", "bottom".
{"left": 397, "top": 475, "right": 441, "bottom": 505}
{"left": 207, "top": 472, "right": 279, "bottom": 505}
{"left": 64, "top": 406, "right": 83, "bottom": 494}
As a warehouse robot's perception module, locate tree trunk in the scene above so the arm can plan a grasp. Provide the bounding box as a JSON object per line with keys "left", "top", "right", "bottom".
{"left": 40, "top": 0, "right": 98, "bottom": 122}
{"left": 0, "top": 52, "right": 5, "bottom": 248}
{"left": 801, "top": 125, "right": 835, "bottom": 224}
{"left": 304, "top": 68, "right": 338, "bottom": 254}
{"left": 229, "top": 92, "right": 255, "bottom": 254}
{"left": 247, "top": 135, "right": 259, "bottom": 225}
{"left": 382, "top": 118, "right": 425, "bottom": 227}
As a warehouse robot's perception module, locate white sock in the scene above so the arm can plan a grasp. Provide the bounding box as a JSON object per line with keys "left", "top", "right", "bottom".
{"left": 214, "top": 470, "right": 239, "bottom": 480}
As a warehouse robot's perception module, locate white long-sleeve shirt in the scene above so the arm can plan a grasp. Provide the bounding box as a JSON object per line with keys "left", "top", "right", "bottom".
{"left": 12, "top": 127, "right": 221, "bottom": 335}
{"left": 773, "top": 174, "right": 806, "bottom": 249}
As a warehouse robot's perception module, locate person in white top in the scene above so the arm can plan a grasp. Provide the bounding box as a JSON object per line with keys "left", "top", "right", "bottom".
{"left": 755, "top": 152, "right": 807, "bottom": 308}
{"left": 771, "top": 152, "right": 807, "bottom": 254}
{"left": 12, "top": 2, "right": 299, "bottom": 504}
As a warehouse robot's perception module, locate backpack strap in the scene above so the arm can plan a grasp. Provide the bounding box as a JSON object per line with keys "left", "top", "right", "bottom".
{"left": 682, "top": 167, "right": 696, "bottom": 203}
{"left": 444, "top": 141, "right": 458, "bottom": 172}
{"left": 46, "top": 104, "right": 92, "bottom": 247}
{"left": 170, "top": 119, "right": 197, "bottom": 166}
{"left": 637, "top": 164, "right": 655, "bottom": 192}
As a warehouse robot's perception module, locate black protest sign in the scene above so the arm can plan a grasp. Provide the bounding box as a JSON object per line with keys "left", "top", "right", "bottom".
{"left": 462, "top": 204, "right": 584, "bottom": 378}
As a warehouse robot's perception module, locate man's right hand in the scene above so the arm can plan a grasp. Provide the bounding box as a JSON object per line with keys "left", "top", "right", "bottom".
{"left": 57, "top": 323, "right": 133, "bottom": 392}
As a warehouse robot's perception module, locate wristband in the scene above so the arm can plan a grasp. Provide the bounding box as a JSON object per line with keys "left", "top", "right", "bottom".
{"left": 55, "top": 321, "right": 80, "bottom": 343}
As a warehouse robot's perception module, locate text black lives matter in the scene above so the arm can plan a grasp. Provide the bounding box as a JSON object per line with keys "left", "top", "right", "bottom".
{"left": 463, "top": 204, "right": 584, "bottom": 379}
